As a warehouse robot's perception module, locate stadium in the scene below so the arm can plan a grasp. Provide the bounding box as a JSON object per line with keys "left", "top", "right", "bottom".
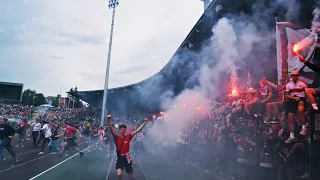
{"left": 69, "top": 0, "right": 319, "bottom": 116}
{"left": 2, "top": 1, "right": 320, "bottom": 180}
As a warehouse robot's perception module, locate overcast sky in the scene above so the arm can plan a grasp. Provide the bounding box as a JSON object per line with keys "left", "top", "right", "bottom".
{"left": 0, "top": 0, "right": 203, "bottom": 96}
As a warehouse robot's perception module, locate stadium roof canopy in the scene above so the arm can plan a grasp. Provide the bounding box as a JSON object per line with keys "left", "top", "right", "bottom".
{"left": 69, "top": 0, "right": 315, "bottom": 114}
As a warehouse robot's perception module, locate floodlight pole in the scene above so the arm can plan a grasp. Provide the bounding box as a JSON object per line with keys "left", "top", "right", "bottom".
{"left": 201, "top": 0, "right": 210, "bottom": 11}
{"left": 101, "top": 1, "right": 119, "bottom": 127}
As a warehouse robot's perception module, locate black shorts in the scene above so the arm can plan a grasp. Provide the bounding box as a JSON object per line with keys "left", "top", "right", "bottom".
{"left": 251, "top": 102, "right": 265, "bottom": 114}
{"left": 66, "top": 138, "right": 78, "bottom": 147}
{"left": 285, "top": 98, "right": 306, "bottom": 114}
{"left": 116, "top": 155, "right": 133, "bottom": 173}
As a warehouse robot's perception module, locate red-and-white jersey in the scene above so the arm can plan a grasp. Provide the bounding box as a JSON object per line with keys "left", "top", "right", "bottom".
{"left": 285, "top": 80, "right": 307, "bottom": 98}
{"left": 277, "top": 85, "right": 286, "bottom": 102}
{"left": 99, "top": 130, "right": 105, "bottom": 140}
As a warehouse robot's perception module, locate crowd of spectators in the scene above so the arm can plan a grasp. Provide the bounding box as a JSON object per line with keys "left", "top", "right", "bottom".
{"left": 146, "top": 56, "right": 320, "bottom": 180}
{"left": 1, "top": 54, "right": 320, "bottom": 180}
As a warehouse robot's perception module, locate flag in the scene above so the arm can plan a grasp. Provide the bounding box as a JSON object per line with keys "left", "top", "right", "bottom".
{"left": 276, "top": 22, "right": 318, "bottom": 84}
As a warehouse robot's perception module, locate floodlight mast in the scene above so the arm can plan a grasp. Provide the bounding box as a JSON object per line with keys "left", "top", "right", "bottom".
{"left": 201, "top": 0, "right": 210, "bottom": 11}
{"left": 101, "top": 0, "right": 119, "bottom": 127}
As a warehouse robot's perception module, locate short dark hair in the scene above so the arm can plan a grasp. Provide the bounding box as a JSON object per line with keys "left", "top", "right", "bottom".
{"left": 119, "top": 124, "right": 127, "bottom": 129}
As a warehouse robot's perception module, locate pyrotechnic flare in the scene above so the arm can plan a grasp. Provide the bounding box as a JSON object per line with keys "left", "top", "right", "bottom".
{"left": 293, "top": 43, "right": 300, "bottom": 54}
{"left": 232, "top": 89, "right": 237, "bottom": 95}
{"left": 229, "top": 89, "right": 239, "bottom": 97}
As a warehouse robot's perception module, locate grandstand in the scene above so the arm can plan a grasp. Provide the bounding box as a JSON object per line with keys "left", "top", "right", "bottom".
{"left": 0, "top": 81, "right": 23, "bottom": 104}
{"left": 69, "top": 0, "right": 317, "bottom": 115}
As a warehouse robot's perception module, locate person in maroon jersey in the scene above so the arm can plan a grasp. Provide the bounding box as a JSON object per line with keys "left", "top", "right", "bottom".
{"left": 264, "top": 76, "right": 287, "bottom": 124}
{"left": 107, "top": 115, "right": 148, "bottom": 180}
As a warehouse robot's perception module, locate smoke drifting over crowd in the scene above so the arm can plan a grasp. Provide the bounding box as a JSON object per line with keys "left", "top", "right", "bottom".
{"left": 145, "top": 17, "right": 263, "bottom": 147}
{"left": 139, "top": 0, "right": 320, "bottom": 157}
{"left": 312, "top": 7, "right": 320, "bottom": 30}
{"left": 292, "top": 3, "right": 320, "bottom": 62}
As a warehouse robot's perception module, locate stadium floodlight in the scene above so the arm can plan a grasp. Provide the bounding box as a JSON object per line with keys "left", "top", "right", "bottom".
{"left": 108, "top": 0, "right": 119, "bottom": 9}
{"left": 101, "top": 0, "right": 120, "bottom": 127}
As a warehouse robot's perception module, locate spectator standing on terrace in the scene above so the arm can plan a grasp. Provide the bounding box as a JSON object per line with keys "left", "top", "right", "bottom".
{"left": 31, "top": 118, "right": 41, "bottom": 148}
{"left": 226, "top": 95, "right": 244, "bottom": 127}
{"left": 107, "top": 115, "right": 148, "bottom": 180}
{"left": 243, "top": 80, "right": 273, "bottom": 117}
{"left": 0, "top": 117, "right": 20, "bottom": 162}
{"left": 298, "top": 54, "right": 320, "bottom": 110}
{"left": 15, "top": 118, "right": 30, "bottom": 148}
{"left": 264, "top": 70, "right": 289, "bottom": 124}
{"left": 284, "top": 70, "right": 307, "bottom": 143}
{"left": 251, "top": 79, "right": 273, "bottom": 116}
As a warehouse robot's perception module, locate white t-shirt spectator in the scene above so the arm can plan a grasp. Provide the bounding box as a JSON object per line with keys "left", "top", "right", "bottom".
{"left": 285, "top": 80, "right": 307, "bottom": 98}
{"left": 41, "top": 124, "right": 52, "bottom": 138}
{"left": 32, "top": 122, "right": 41, "bottom": 132}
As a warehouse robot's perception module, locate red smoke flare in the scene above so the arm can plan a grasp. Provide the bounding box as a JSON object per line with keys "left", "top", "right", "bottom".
{"left": 293, "top": 43, "right": 300, "bottom": 53}
{"left": 232, "top": 89, "right": 237, "bottom": 95}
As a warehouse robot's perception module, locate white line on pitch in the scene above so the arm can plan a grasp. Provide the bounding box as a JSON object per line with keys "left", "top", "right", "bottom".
{"left": 0, "top": 155, "right": 50, "bottom": 173}
{"left": 188, "top": 162, "right": 227, "bottom": 180}
{"left": 3, "top": 149, "right": 39, "bottom": 159}
{"left": 105, "top": 156, "right": 114, "bottom": 180}
{"left": 11, "top": 149, "right": 40, "bottom": 157}
{"left": 137, "top": 160, "right": 149, "bottom": 180}
{"left": 29, "top": 147, "right": 89, "bottom": 180}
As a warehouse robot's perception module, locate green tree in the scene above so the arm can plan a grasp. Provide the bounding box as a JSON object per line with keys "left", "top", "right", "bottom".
{"left": 52, "top": 97, "right": 59, "bottom": 107}
{"left": 22, "top": 89, "right": 36, "bottom": 105}
{"left": 33, "top": 93, "right": 46, "bottom": 106}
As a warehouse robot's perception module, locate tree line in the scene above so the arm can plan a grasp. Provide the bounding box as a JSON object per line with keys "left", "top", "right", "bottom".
{"left": 21, "top": 88, "right": 83, "bottom": 108}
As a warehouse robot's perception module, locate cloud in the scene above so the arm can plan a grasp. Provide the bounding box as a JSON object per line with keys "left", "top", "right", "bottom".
{"left": 0, "top": 0, "right": 203, "bottom": 96}
{"left": 49, "top": 56, "right": 64, "bottom": 60}
{"left": 115, "top": 65, "right": 147, "bottom": 75}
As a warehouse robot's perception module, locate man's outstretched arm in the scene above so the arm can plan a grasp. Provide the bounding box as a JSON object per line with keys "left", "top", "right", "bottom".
{"left": 131, "top": 118, "right": 148, "bottom": 137}
{"left": 298, "top": 54, "right": 320, "bottom": 73}
{"left": 107, "top": 115, "right": 117, "bottom": 138}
